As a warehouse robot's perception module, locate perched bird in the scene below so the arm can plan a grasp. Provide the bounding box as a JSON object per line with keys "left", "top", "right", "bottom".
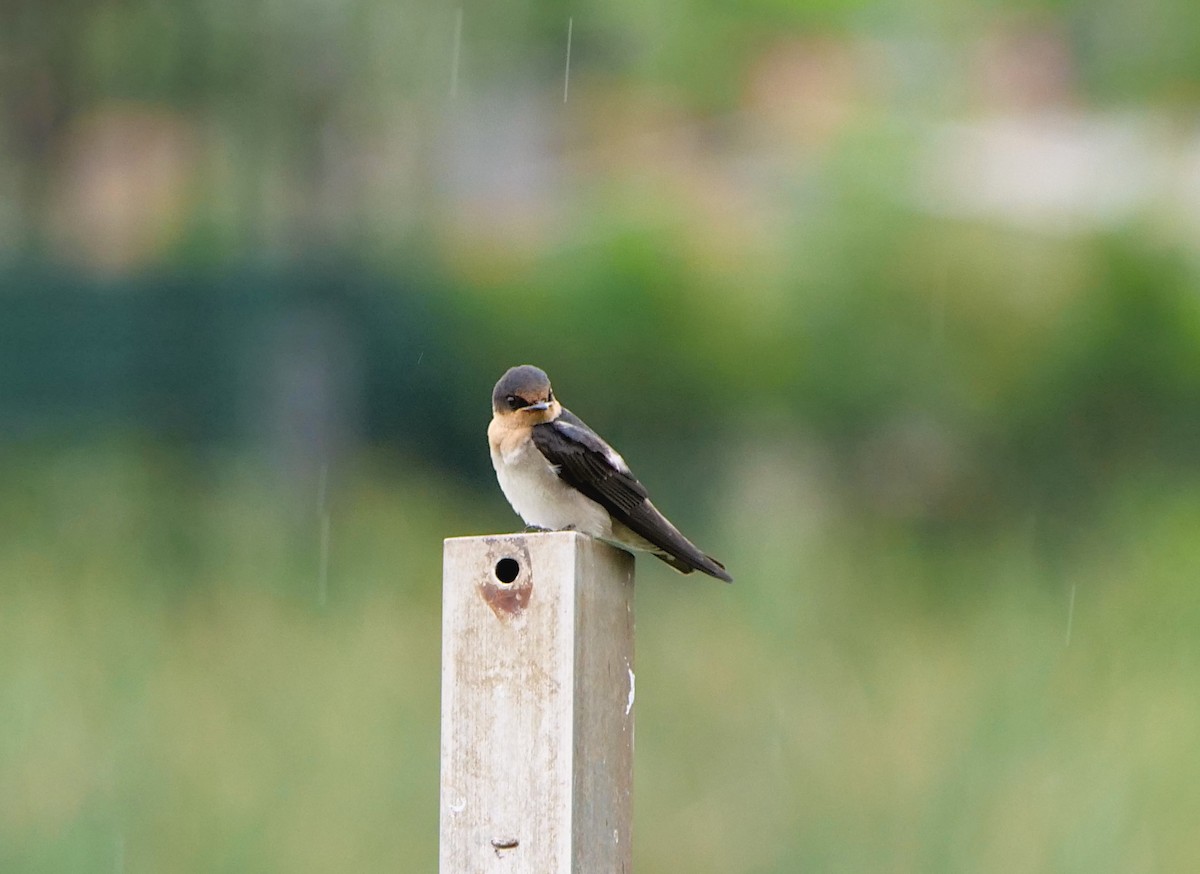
{"left": 487, "top": 364, "right": 732, "bottom": 582}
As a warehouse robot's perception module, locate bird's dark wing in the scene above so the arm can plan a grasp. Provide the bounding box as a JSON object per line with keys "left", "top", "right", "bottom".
{"left": 531, "top": 410, "right": 732, "bottom": 582}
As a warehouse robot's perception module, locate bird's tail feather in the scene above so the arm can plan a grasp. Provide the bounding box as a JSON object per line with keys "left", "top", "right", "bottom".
{"left": 653, "top": 549, "right": 733, "bottom": 582}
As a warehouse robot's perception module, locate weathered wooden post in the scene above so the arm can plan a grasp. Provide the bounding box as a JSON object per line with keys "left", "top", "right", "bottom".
{"left": 439, "top": 531, "right": 635, "bottom": 873}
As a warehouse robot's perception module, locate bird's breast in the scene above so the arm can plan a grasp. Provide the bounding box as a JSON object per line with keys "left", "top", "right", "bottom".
{"left": 489, "top": 432, "right": 611, "bottom": 536}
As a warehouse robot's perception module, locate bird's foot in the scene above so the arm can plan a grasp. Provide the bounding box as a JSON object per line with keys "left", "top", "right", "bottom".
{"left": 523, "top": 525, "right": 551, "bottom": 533}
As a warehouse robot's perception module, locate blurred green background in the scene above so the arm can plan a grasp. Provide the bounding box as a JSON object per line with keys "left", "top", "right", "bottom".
{"left": 4, "top": 0, "right": 1200, "bottom": 871}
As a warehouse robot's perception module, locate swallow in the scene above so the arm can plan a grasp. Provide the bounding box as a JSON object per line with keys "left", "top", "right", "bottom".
{"left": 487, "top": 364, "right": 732, "bottom": 582}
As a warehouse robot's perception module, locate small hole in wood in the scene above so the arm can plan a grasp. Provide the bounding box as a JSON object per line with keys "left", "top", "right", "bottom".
{"left": 494, "top": 557, "right": 520, "bottom": 584}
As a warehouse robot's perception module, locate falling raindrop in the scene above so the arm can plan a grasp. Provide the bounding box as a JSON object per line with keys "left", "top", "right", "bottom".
{"left": 318, "top": 461, "right": 330, "bottom": 607}
{"left": 932, "top": 285, "right": 946, "bottom": 345}
{"left": 450, "top": 8, "right": 464, "bottom": 99}
{"left": 563, "top": 18, "right": 573, "bottom": 103}
{"left": 1064, "top": 582, "right": 1076, "bottom": 647}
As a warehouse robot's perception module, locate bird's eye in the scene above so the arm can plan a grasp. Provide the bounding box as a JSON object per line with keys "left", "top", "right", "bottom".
{"left": 547, "top": 390, "right": 554, "bottom": 402}
{"left": 506, "top": 394, "right": 528, "bottom": 411}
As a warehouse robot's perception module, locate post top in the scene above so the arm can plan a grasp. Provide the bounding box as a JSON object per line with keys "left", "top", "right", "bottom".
{"left": 443, "top": 530, "right": 588, "bottom": 547}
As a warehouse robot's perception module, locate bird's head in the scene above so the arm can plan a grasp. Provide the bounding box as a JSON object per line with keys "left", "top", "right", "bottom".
{"left": 492, "top": 365, "right": 561, "bottom": 424}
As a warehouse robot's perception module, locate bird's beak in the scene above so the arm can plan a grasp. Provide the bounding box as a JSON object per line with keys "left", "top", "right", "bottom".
{"left": 525, "top": 401, "right": 550, "bottom": 412}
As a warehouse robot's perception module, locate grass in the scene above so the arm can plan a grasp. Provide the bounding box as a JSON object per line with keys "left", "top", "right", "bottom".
{"left": 1, "top": 441, "right": 1198, "bottom": 871}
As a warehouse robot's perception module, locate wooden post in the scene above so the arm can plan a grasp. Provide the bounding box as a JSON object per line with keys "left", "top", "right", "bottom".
{"left": 439, "top": 531, "right": 635, "bottom": 874}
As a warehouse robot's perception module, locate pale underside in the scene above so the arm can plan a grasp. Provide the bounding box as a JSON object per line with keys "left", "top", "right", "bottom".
{"left": 489, "top": 431, "right": 661, "bottom": 556}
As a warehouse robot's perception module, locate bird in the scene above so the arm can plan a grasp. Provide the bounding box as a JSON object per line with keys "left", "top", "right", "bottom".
{"left": 487, "top": 364, "right": 732, "bottom": 582}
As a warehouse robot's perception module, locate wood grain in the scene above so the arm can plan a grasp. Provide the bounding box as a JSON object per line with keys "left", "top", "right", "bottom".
{"left": 440, "top": 531, "right": 635, "bottom": 873}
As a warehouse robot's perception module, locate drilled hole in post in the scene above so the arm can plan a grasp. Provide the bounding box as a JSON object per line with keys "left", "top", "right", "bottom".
{"left": 494, "top": 557, "right": 520, "bottom": 584}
